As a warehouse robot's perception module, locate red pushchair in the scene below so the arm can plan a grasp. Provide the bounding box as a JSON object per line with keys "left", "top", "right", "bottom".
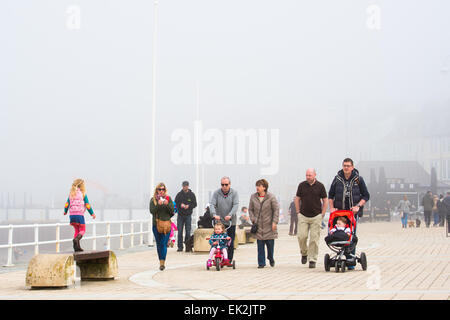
{"left": 324, "top": 210, "right": 367, "bottom": 272}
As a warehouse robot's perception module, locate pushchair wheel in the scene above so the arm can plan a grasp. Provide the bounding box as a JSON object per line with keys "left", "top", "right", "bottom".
{"left": 340, "top": 260, "right": 346, "bottom": 273}
{"left": 232, "top": 260, "right": 236, "bottom": 269}
{"left": 360, "top": 252, "right": 367, "bottom": 270}
{"left": 324, "top": 254, "right": 330, "bottom": 272}
{"left": 335, "top": 261, "right": 340, "bottom": 273}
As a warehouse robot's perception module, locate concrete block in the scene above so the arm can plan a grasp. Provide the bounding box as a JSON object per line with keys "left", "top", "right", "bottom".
{"left": 236, "top": 228, "right": 247, "bottom": 244}
{"left": 194, "top": 228, "right": 214, "bottom": 252}
{"left": 26, "top": 254, "right": 75, "bottom": 288}
{"left": 74, "top": 250, "right": 118, "bottom": 280}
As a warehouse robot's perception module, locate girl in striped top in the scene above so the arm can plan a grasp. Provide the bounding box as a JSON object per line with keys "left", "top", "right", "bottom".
{"left": 64, "top": 179, "right": 96, "bottom": 252}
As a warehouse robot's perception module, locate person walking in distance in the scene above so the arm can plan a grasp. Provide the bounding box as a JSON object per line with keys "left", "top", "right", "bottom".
{"left": 437, "top": 194, "right": 446, "bottom": 227}
{"left": 174, "top": 181, "right": 197, "bottom": 252}
{"left": 289, "top": 197, "right": 298, "bottom": 236}
{"left": 422, "top": 191, "right": 433, "bottom": 228}
{"left": 295, "top": 169, "right": 328, "bottom": 269}
{"left": 396, "top": 195, "right": 411, "bottom": 229}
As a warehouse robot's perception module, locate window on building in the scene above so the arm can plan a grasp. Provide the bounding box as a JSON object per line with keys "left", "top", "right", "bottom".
{"left": 443, "top": 159, "right": 450, "bottom": 180}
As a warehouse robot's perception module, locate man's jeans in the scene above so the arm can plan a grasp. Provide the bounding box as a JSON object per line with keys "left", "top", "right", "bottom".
{"left": 177, "top": 214, "right": 192, "bottom": 250}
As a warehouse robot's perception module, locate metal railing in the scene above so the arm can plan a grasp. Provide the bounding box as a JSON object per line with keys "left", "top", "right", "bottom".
{"left": 0, "top": 219, "right": 154, "bottom": 267}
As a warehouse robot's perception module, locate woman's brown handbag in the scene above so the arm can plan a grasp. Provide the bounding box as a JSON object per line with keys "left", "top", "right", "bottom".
{"left": 156, "top": 218, "right": 171, "bottom": 234}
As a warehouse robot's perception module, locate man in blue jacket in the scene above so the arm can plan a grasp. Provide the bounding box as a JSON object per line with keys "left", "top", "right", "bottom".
{"left": 328, "top": 158, "right": 370, "bottom": 269}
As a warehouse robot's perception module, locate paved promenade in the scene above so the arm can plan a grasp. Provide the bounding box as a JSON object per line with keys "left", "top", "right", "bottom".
{"left": 0, "top": 221, "right": 449, "bottom": 300}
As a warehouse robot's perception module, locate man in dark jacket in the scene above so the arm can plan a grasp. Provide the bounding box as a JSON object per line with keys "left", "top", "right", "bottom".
{"left": 328, "top": 158, "right": 370, "bottom": 270}
{"left": 288, "top": 197, "right": 298, "bottom": 236}
{"left": 174, "top": 181, "right": 197, "bottom": 252}
{"left": 443, "top": 192, "right": 450, "bottom": 234}
{"left": 437, "top": 194, "right": 446, "bottom": 227}
{"left": 328, "top": 158, "right": 370, "bottom": 217}
{"left": 422, "top": 191, "right": 434, "bottom": 228}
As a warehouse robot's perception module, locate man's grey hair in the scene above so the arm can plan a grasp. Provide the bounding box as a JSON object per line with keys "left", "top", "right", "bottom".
{"left": 221, "top": 176, "right": 231, "bottom": 183}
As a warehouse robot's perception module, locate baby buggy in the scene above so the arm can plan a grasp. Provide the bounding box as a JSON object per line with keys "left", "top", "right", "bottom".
{"left": 205, "top": 220, "right": 236, "bottom": 271}
{"left": 324, "top": 210, "right": 367, "bottom": 272}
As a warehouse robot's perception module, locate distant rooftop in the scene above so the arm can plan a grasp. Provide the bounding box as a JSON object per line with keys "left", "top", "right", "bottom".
{"left": 357, "top": 160, "right": 449, "bottom": 187}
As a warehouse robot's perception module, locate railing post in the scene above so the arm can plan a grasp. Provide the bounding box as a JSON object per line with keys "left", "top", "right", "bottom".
{"left": 92, "top": 222, "right": 97, "bottom": 251}
{"left": 4, "top": 225, "right": 14, "bottom": 267}
{"left": 119, "top": 223, "right": 124, "bottom": 250}
{"left": 148, "top": 220, "right": 153, "bottom": 246}
{"left": 106, "top": 223, "right": 111, "bottom": 250}
{"left": 139, "top": 222, "right": 143, "bottom": 246}
{"left": 55, "top": 223, "right": 60, "bottom": 253}
{"left": 34, "top": 224, "right": 39, "bottom": 255}
{"left": 130, "top": 222, "right": 134, "bottom": 248}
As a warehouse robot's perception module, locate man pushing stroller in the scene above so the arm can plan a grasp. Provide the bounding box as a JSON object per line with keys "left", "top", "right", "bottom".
{"left": 328, "top": 158, "right": 370, "bottom": 270}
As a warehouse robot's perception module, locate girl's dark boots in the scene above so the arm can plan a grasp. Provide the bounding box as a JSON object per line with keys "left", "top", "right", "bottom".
{"left": 73, "top": 234, "right": 83, "bottom": 252}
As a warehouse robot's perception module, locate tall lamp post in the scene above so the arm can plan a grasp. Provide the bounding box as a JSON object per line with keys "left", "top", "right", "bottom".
{"left": 150, "top": 1, "right": 158, "bottom": 196}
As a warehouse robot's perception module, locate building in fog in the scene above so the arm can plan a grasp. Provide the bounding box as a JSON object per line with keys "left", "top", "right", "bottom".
{"left": 366, "top": 106, "right": 450, "bottom": 184}
{"left": 358, "top": 160, "right": 450, "bottom": 210}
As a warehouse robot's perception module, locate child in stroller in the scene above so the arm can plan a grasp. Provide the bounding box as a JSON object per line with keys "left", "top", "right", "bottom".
{"left": 324, "top": 210, "right": 367, "bottom": 272}
{"left": 206, "top": 222, "right": 235, "bottom": 270}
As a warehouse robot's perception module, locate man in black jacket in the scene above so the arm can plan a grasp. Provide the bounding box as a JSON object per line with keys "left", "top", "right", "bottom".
{"left": 443, "top": 192, "right": 450, "bottom": 234}
{"left": 174, "top": 181, "right": 197, "bottom": 252}
{"left": 328, "top": 158, "right": 370, "bottom": 270}
{"left": 422, "top": 191, "right": 434, "bottom": 228}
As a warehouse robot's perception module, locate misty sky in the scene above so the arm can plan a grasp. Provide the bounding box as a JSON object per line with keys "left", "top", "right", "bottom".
{"left": 1, "top": 0, "right": 449, "bottom": 210}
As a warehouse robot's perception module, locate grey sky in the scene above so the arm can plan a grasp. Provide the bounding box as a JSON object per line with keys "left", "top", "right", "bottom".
{"left": 1, "top": 1, "right": 449, "bottom": 210}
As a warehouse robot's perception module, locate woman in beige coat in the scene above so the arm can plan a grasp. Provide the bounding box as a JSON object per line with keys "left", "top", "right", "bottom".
{"left": 249, "top": 179, "right": 279, "bottom": 268}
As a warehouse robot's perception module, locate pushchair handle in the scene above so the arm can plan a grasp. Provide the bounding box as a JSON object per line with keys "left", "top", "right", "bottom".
{"left": 212, "top": 217, "right": 232, "bottom": 230}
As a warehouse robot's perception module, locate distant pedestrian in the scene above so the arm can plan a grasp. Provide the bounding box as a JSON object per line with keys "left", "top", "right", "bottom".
{"left": 150, "top": 182, "right": 174, "bottom": 271}
{"left": 209, "top": 177, "right": 239, "bottom": 263}
{"left": 437, "top": 194, "right": 446, "bottom": 227}
{"left": 288, "top": 197, "right": 298, "bottom": 236}
{"left": 422, "top": 191, "right": 433, "bottom": 228}
{"left": 396, "top": 195, "right": 411, "bottom": 229}
{"left": 432, "top": 195, "right": 440, "bottom": 227}
{"left": 328, "top": 158, "right": 370, "bottom": 270}
{"left": 248, "top": 179, "right": 279, "bottom": 268}
{"left": 63, "top": 179, "right": 96, "bottom": 252}
{"left": 174, "top": 181, "right": 197, "bottom": 252}
{"left": 443, "top": 192, "right": 450, "bottom": 234}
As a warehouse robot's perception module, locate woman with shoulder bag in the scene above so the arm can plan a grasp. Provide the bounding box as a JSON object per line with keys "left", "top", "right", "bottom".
{"left": 248, "top": 179, "right": 279, "bottom": 269}
{"left": 150, "top": 182, "right": 174, "bottom": 270}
